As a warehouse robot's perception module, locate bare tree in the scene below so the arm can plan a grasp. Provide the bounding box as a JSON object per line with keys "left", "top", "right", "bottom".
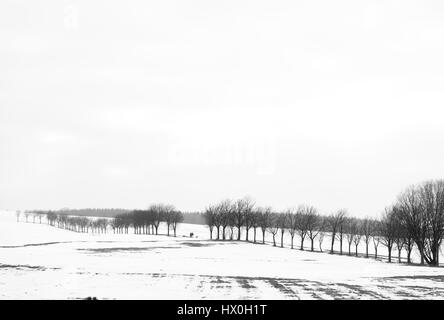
{"left": 391, "top": 206, "right": 408, "bottom": 263}
{"left": 233, "top": 199, "right": 245, "bottom": 241}
{"left": 336, "top": 210, "right": 347, "bottom": 255}
{"left": 15, "top": 210, "right": 20, "bottom": 223}
{"left": 232, "top": 197, "right": 255, "bottom": 241}
{"left": 417, "top": 180, "right": 444, "bottom": 266}
{"left": 164, "top": 205, "right": 176, "bottom": 236}
{"left": 219, "top": 200, "right": 234, "bottom": 240}
{"left": 396, "top": 180, "right": 444, "bottom": 266}
{"left": 171, "top": 211, "right": 183, "bottom": 237}
{"left": 258, "top": 207, "right": 272, "bottom": 244}
{"left": 286, "top": 208, "right": 298, "bottom": 249}
{"left": 295, "top": 206, "right": 310, "bottom": 250}
{"left": 164, "top": 210, "right": 175, "bottom": 236}
{"left": 397, "top": 186, "right": 427, "bottom": 264}
{"left": 277, "top": 213, "right": 287, "bottom": 248}
{"left": 361, "top": 218, "right": 373, "bottom": 258}
{"left": 251, "top": 211, "right": 260, "bottom": 243}
{"left": 327, "top": 209, "right": 346, "bottom": 254}
{"left": 305, "top": 207, "right": 321, "bottom": 252}
{"left": 148, "top": 204, "right": 167, "bottom": 235}
{"left": 213, "top": 208, "right": 222, "bottom": 240}
{"left": 353, "top": 222, "right": 362, "bottom": 257}
{"left": 380, "top": 207, "right": 397, "bottom": 263}
{"left": 268, "top": 213, "right": 279, "bottom": 247}
{"left": 372, "top": 220, "right": 381, "bottom": 259}
{"left": 243, "top": 201, "right": 257, "bottom": 242}
{"left": 345, "top": 218, "right": 356, "bottom": 256}
{"left": 228, "top": 210, "right": 236, "bottom": 240}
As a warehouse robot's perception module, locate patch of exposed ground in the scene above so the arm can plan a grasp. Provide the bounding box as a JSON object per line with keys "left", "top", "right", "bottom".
{"left": 0, "top": 241, "right": 79, "bottom": 248}
{"left": 381, "top": 275, "right": 444, "bottom": 282}
{"left": 180, "top": 242, "right": 214, "bottom": 247}
{"left": 236, "top": 278, "right": 256, "bottom": 290}
{"left": 77, "top": 246, "right": 181, "bottom": 253}
{"left": 0, "top": 263, "right": 60, "bottom": 271}
{"left": 336, "top": 283, "right": 387, "bottom": 299}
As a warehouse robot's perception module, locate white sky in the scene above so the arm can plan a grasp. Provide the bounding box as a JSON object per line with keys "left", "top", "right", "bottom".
{"left": 1, "top": 0, "right": 444, "bottom": 216}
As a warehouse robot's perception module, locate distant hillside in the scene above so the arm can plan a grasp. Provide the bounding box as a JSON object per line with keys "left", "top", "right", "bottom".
{"left": 26, "top": 208, "right": 206, "bottom": 225}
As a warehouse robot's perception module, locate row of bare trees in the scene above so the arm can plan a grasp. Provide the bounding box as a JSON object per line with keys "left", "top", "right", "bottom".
{"left": 19, "top": 210, "right": 112, "bottom": 234}
{"left": 22, "top": 204, "right": 184, "bottom": 237}
{"left": 203, "top": 199, "right": 374, "bottom": 254}
{"left": 18, "top": 180, "right": 443, "bottom": 266}
{"left": 204, "top": 183, "right": 444, "bottom": 267}
{"left": 111, "top": 204, "right": 184, "bottom": 237}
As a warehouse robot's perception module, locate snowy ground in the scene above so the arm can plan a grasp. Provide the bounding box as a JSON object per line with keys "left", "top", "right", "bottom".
{"left": 1, "top": 210, "right": 444, "bottom": 300}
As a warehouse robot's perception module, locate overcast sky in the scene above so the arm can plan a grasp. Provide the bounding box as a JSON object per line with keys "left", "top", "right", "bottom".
{"left": 1, "top": 0, "right": 444, "bottom": 216}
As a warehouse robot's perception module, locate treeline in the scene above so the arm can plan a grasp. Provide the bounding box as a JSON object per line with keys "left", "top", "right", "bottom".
{"left": 203, "top": 180, "right": 444, "bottom": 266}
{"left": 20, "top": 204, "right": 184, "bottom": 237}
{"left": 53, "top": 208, "right": 130, "bottom": 218}
{"left": 22, "top": 208, "right": 202, "bottom": 224}
{"left": 19, "top": 210, "right": 112, "bottom": 233}
{"left": 112, "top": 204, "right": 184, "bottom": 237}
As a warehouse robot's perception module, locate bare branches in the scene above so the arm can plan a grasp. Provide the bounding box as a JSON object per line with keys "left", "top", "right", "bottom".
{"left": 380, "top": 206, "right": 398, "bottom": 263}
{"left": 267, "top": 212, "right": 279, "bottom": 247}
{"left": 394, "top": 180, "right": 444, "bottom": 266}
{"left": 327, "top": 209, "right": 347, "bottom": 254}
{"left": 258, "top": 207, "right": 272, "bottom": 244}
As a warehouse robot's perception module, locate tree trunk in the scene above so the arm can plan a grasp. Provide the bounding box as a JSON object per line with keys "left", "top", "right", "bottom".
{"left": 291, "top": 236, "right": 294, "bottom": 249}
{"left": 339, "top": 236, "right": 343, "bottom": 255}
{"left": 246, "top": 229, "right": 249, "bottom": 242}
{"left": 280, "top": 231, "right": 284, "bottom": 248}
{"left": 355, "top": 244, "right": 358, "bottom": 257}
{"left": 237, "top": 227, "right": 241, "bottom": 241}
{"left": 262, "top": 230, "right": 265, "bottom": 244}
{"left": 253, "top": 228, "right": 256, "bottom": 243}
{"left": 272, "top": 234, "right": 276, "bottom": 246}
{"left": 300, "top": 238, "right": 304, "bottom": 250}
{"left": 311, "top": 239, "right": 314, "bottom": 252}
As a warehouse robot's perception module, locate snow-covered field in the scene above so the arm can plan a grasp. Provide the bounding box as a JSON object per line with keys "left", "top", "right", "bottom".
{"left": 1, "top": 210, "right": 444, "bottom": 300}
